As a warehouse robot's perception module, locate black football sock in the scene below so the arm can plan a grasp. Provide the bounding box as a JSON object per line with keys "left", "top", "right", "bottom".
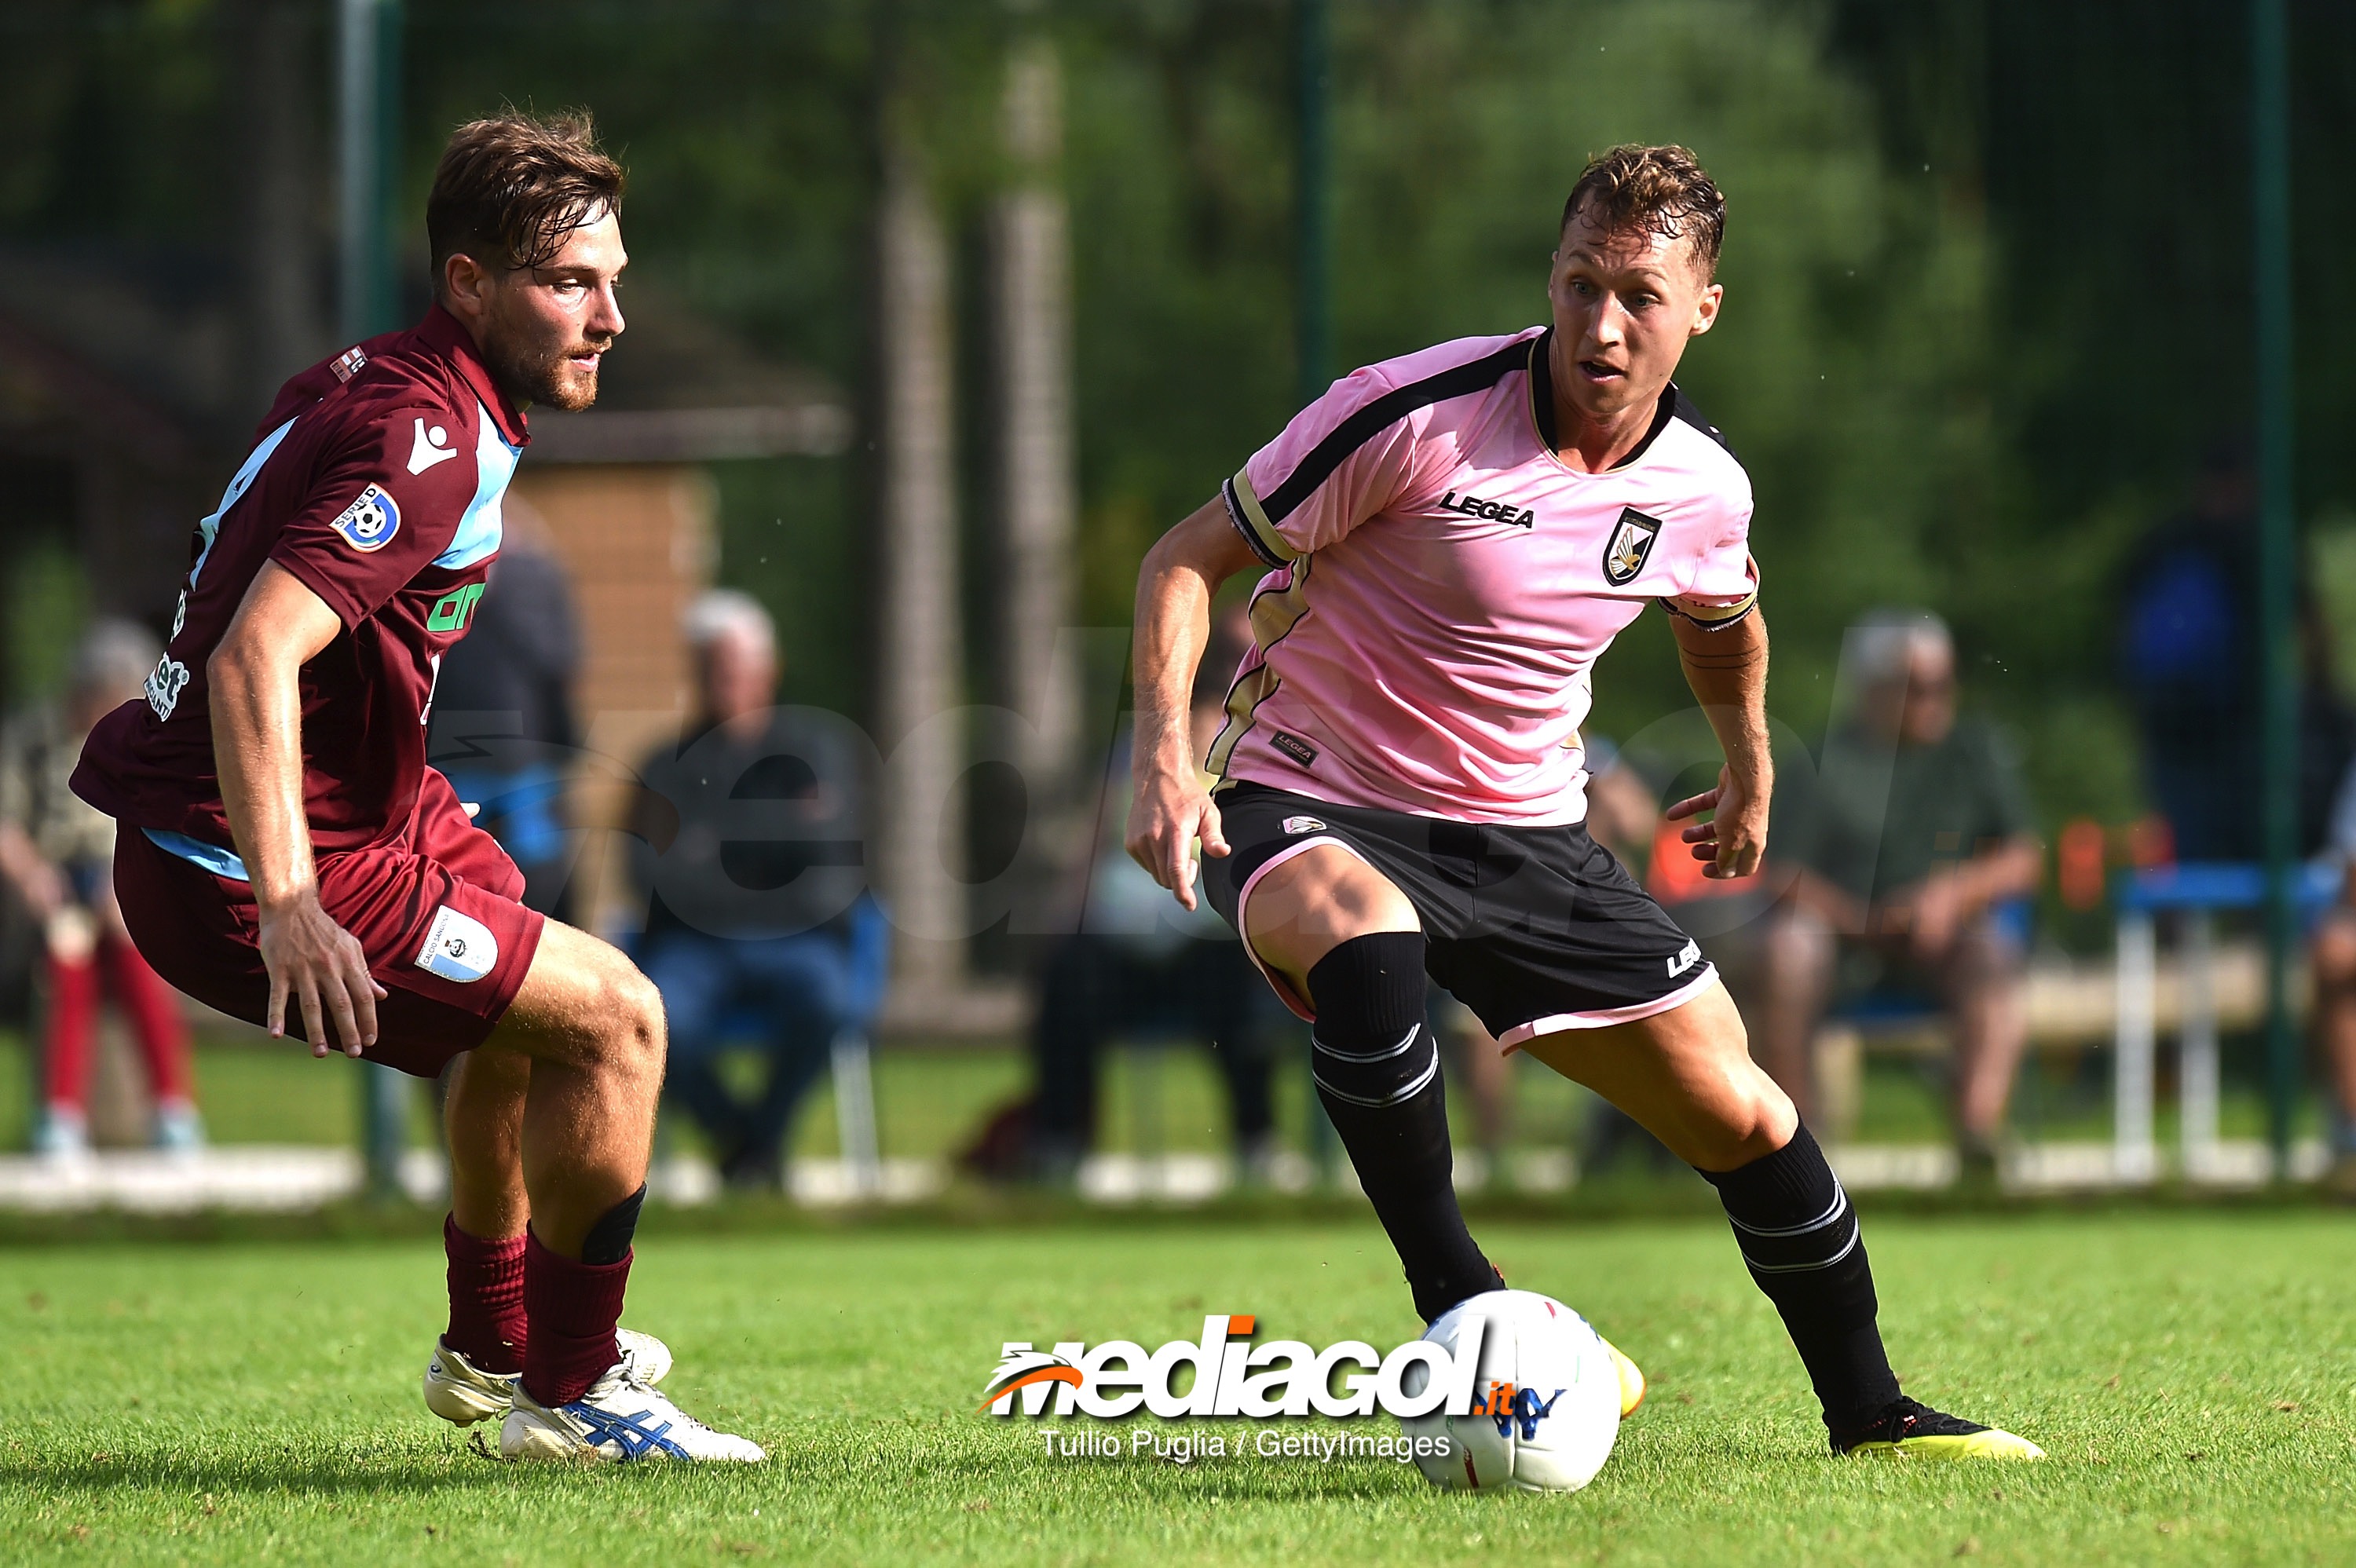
{"left": 1698, "top": 1123, "right": 1900, "bottom": 1432}
{"left": 1307, "top": 932, "right": 1498, "bottom": 1322}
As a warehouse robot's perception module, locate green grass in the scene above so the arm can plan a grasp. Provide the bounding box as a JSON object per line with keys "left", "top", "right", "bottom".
{"left": 3, "top": 1027, "right": 2316, "bottom": 1167}
{"left": 7, "top": 1212, "right": 2356, "bottom": 1565}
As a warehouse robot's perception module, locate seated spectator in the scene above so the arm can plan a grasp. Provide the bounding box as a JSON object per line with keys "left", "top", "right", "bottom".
{"left": 627, "top": 591, "right": 885, "bottom": 1189}
{"left": 2116, "top": 438, "right": 2354, "bottom": 866}
{"left": 1756, "top": 610, "right": 2040, "bottom": 1176}
{"left": 0, "top": 621, "right": 200, "bottom": 1156}
{"left": 982, "top": 605, "right": 1284, "bottom": 1182}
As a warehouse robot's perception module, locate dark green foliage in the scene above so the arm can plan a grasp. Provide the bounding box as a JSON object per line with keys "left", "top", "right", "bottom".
{"left": 12, "top": 0, "right": 2356, "bottom": 845}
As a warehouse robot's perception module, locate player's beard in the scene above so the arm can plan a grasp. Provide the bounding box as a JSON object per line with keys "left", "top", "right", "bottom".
{"left": 480, "top": 313, "right": 613, "bottom": 413}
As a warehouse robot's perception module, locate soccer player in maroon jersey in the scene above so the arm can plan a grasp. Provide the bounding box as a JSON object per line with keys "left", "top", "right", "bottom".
{"left": 1127, "top": 145, "right": 2042, "bottom": 1460}
{"left": 72, "top": 113, "right": 760, "bottom": 1463}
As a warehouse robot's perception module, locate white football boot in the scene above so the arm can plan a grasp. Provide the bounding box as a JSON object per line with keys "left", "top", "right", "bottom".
{"left": 423, "top": 1329, "right": 673, "bottom": 1427}
{"left": 500, "top": 1359, "right": 766, "bottom": 1463}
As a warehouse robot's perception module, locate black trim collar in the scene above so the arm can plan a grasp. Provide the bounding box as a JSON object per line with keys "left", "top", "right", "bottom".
{"left": 1529, "top": 327, "right": 1678, "bottom": 471}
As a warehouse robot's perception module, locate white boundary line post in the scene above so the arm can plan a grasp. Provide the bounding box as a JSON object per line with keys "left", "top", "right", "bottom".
{"left": 830, "top": 1032, "right": 882, "bottom": 1200}
{"left": 2115, "top": 908, "right": 2157, "bottom": 1183}
{"left": 2180, "top": 908, "right": 2221, "bottom": 1181}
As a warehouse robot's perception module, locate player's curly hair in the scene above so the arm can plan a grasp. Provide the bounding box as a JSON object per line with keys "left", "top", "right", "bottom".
{"left": 1561, "top": 144, "right": 1725, "bottom": 279}
{"left": 426, "top": 110, "right": 625, "bottom": 294}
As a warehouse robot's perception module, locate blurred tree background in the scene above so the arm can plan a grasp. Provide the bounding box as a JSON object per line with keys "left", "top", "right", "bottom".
{"left": 5, "top": 0, "right": 2355, "bottom": 845}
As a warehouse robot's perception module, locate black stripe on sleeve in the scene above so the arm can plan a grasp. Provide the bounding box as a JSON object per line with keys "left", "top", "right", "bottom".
{"left": 1222, "top": 477, "right": 1289, "bottom": 568}
{"left": 1258, "top": 336, "right": 1538, "bottom": 525}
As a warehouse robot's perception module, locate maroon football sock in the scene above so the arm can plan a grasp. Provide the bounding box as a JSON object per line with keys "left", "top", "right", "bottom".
{"left": 520, "top": 1230, "right": 631, "bottom": 1406}
{"left": 441, "top": 1215, "right": 526, "bottom": 1374}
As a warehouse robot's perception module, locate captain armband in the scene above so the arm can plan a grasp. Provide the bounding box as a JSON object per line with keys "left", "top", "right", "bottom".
{"left": 1661, "top": 590, "right": 1758, "bottom": 632}
{"left": 1222, "top": 473, "right": 1295, "bottom": 568}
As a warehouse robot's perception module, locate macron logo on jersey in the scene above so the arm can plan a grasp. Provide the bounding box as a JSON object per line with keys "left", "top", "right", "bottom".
{"left": 407, "top": 417, "right": 460, "bottom": 474}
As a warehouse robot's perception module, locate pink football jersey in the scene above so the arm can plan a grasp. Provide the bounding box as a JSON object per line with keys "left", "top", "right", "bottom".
{"left": 1209, "top": 326, "right": 1758, "bottom": 825}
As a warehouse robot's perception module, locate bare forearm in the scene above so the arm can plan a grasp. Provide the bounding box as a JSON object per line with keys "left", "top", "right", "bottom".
{"left": 1948, "top": 839, "right": 2042, "bottom": 912}
{"left": 1133, "top": 564, "right": 1212, "bottom": 772}
{"left": 0, "top": 821, "right": 36, "bottom": 879}
{"left": 208, "top": 638, "right": 315, "bottom": 910}
{"left": 1674, "top": 609, "right": 1771, "bottom": 786}
{"left": 1132, "top": 499, "right": 1251, "bottom": 777}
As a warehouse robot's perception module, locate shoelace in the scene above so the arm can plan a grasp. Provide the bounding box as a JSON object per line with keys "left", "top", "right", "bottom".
{"left": 605, "top": 1375, "right": 719, "bottom": 1438}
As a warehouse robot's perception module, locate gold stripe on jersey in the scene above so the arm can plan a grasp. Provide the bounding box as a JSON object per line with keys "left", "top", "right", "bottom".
{"left": 1223, "top": 469, "right": 1298, "bottom": 565}
{"left": 1206, "top": 557, "right": 1318, "bottom": 784}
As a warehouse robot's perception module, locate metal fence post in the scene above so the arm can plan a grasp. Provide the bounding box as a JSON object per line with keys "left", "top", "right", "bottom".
{"left": 338, "top": 0, "right": 407, "bottom": 1201}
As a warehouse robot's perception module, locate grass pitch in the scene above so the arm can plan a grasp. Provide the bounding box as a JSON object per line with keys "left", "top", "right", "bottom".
{"left": 7, "top": 1211, "right": 2356, "bottom": 1566}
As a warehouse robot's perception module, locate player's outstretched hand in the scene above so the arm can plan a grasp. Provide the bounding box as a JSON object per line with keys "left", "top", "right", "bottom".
{"left": 1125, "top": 765, "right": 1231, "bottom": 912}
{"left": 256, "top": 888, "right": 387, "bottom": 1058}
{"left": 1665, "top": 766, "right": 1769, "bottom": 879}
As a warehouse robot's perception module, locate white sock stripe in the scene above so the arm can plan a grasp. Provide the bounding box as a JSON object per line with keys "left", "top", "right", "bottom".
{"left": 1310, "top": 1049, "right": 1441, "bottom": 1109}
{"left": 1726, "top": 1178, "right": 1850, "bottom": 1240}
{"left": 1310, "top": 1022, "right": 1422, "bottom": 1063}
{"left": 1737, "top": 1224, "right": 1863, "bottom": 1275}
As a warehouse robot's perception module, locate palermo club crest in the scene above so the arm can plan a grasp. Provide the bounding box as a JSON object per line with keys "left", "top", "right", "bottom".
{"left": 1601, "top": 507, "right": 1661, "bottom": 587}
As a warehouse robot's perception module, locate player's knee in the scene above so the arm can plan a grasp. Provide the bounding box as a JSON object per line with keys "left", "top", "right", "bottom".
{"left": 1763, "top": 908, "right": 1833, "bottom": 980}
{"left": 584, "top": 959, "right": 666, "bottom": 1079}
{"left": 1691, "top": 1067, "right": 1799, "bottom": 1168}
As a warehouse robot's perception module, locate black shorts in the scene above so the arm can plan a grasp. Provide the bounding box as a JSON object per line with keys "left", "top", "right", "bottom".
{"left": 1205, "top": 780, "right": 1714, "bottom": 1048}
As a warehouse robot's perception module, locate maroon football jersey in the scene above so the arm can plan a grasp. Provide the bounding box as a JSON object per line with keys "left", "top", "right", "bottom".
{"left": 74, "top": 306, "right": 530, "bottom": 855}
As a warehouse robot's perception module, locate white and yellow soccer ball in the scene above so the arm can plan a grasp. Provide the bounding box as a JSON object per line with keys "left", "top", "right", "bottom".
{"left": 1399, "top": 1289, "right": 1622, "bottom": 1493}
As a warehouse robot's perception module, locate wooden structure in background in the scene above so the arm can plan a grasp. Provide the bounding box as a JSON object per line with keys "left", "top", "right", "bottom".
{"left": 504, "top": 467, "right": 715, "bottom": 941}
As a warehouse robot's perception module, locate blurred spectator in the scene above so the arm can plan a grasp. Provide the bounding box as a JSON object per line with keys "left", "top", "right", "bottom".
{"left": 627, "top": 590, "right": 885, "bottom": 1189}
{"left": 975, "top": 603, "right": 1283, "bottom": 1182}
{"left": 427, "top": 502, "right": 583, "bottom": 919}
{"left": 2309, "top": 765, "right": 2356, "bottom": 1197}
{"left": 0, "top": 620, "right": 199, "bottom": 1155}
{"left": 2119, "top": 439, "right": 2354, "bottom": 861}
{"left": 1524, "top": 738, "right": 1685, "bottom": 1175}
{"left": 1757, "top": 611, "right": 2040, "bottom": 1174}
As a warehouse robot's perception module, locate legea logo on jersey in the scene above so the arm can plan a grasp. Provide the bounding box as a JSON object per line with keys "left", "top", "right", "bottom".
{"left": 981, "top": 1314, "right": 1504, "bottom": 1421}
{"left": 330, "top": 484, "right": 402, "bottom": 552}
{"left": 415, "top": 905, "right": 498, "bottom": 984}
{"left": 1438, "top": 489, "right": 1537, "bottom": 529}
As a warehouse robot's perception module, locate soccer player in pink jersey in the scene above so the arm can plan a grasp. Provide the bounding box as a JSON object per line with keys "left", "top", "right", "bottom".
{"left": 1129, "top": 144, "right": 2043, "bottom": 1460}
{"left": 72, "top": 115, "right": 759, "bottom": 1464}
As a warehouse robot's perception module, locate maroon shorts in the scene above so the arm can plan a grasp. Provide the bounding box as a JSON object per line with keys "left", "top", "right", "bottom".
{"left": 114, "top": 768, "right": 548, "bottom": 1078}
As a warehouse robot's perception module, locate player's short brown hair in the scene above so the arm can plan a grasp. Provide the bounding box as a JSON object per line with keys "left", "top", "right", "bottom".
{"left": 1560, "top": 144, "right": 1725, "bottom": 280}
{"left": 426, "top": 111, "right": 625, "bottom": 294}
